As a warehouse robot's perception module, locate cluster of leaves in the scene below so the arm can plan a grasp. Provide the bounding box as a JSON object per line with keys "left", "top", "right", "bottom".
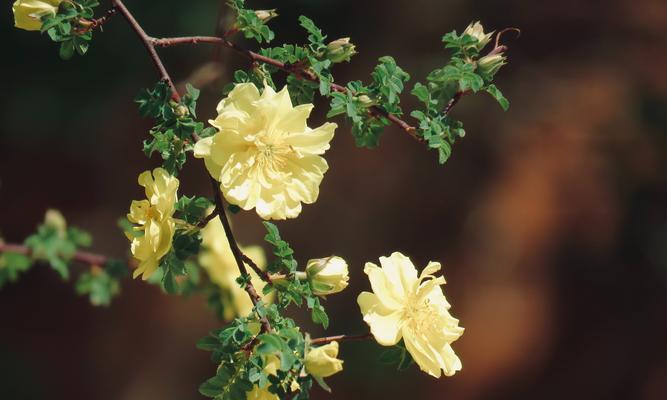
{"left": 41, "top": 0, "right": 99, "bottom": 60}
{"left": 198, "top": 303, "right": 314, "bottom": 399}
{"left": 262, "top": 222, "right": 329, "bottom": 328}
{"left": 136, "top": 82, "right": 215, "bottom": 175}
{"left": 0, "top": 250, "right": 31, "bottom": 288}
{"left": 75, "top": 260, "right": 128, "bottom": 306}
{"left": 1, "top": 211, "right": 128, "bottom": 306}
{"left": 227, "top": 0, "right": 275, "bottom": 43}
{"left": 256, "top": 15, "right": 335, "bottom": 106}
{"left": 24, "top": 213, "right": 92, "bottom": 280}
{"left": 410, "top": 28, "right": 509, "bottom": 164}
{"left": 328, "top": 57, "right": 411, "bottom": 148}
{"left": 158, "top": 196, "right": 212, "bottom": 294}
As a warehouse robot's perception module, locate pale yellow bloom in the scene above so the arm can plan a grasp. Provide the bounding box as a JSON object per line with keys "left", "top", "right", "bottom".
{"left": 13, "top": 0, "right": 62, "bottom": 31}
{"left": 463, "top": 21, "right": 493, "bottom": 50}
{"left": 126, "top": 168, "right": 179, "bottom": 280}
{"left": 194, "top": 83, "right": 337, "bottom": 220}
{"left": 357, "top": 252, "right": 464, "bottom": 378}
{"left": 306, "top": 256, "right": 349, "bottom": 296}
{"left": 246, "top": 385, "right": 278, "bottom": 400}
{"left": 304, "top": 341, "right": 344, "bottom": 378}
{"left": 199, "top": 215, "right": 271, "bottom": 320}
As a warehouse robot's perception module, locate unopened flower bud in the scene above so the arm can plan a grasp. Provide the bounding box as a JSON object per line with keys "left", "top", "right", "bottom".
{"left": 477, "top": 53, "right": 507, "bottom": 76}
{"left": 306, "top": 256, "right": 349, "bottom": 296}
{"left": 325, "top": 37, "right": 357, "bottom": 63}
{"left": 174, "top": 104, "right": 189, "bottom": 118}
{"left": 13, "top": 0, "right": 62, "bottom": 31}
{"left": 44, "top": 209, "right": 67, "bottom": 238}
{"left": 254, "top": 9, "right": 278, "bottom": 23}
{"left": 304, "top": 341, "right": 344, "bottom": 378}
{"left": 356, "top": 94, "right": 375, "bottom": 107}
{"left": 463, "top": 21, "right": 493, "bottom": 51}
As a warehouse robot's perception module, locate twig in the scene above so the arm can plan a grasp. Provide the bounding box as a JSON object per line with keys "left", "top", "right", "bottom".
{"left": 242, "top": 254, "right": 272, "bottom": 283}
{"left": 152, "top": 36, "right": 424, "bottom": 142}
{"left": 310, "top": 332, "right": 372, "bottom": 345}
{"left": 0, "top": 242, "right": 109, "bottom": 266}
{"left": 209, "top": 178, "right": 272, "bottom": 333}
{"left": 111, "top": 0, "right": 180, "bottom": 101}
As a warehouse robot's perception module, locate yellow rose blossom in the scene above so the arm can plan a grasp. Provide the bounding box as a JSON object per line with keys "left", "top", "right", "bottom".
{"left": 246, "top": 385, "right": 278, "bottom": 400}
{"left": 194, "top": 83, "right": 337, "bottom": 220}
{"left": 13, "top": 0, "right": 62, "bottom": 31}
{"left": 126, "top": 168, "right": 179, "bottom": 280}
{"left": 199, "top": 215, "right": 272, "bottom": 320}
{"left": 357, "top": 252, "right": 464, "bottom": 378}
{"left": 304, "top": 341, "right": 344, "bottom": 378}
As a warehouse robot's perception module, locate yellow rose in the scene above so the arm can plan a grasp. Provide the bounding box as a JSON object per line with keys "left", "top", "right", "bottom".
{"left": 13, "top": 0, "right": 62, "bottom": 31}
{"left": 126, "top": 168, "right": 179, "bottom": 280}
{"left": 246, "top": 385, "right": 278, "bottom": 400}
{"left": 199, "top": 215, "right": 272, "bottom": 320}
{"left": 304, "top": 341, "right": 344, "bottom": 378}
{"left": 357, "top": 252, "right": 464, "bottom": 378}
{"left": 306, "top": 256, "right": 349, "bottom": 296}
{"left": 194, "top": 83, "right": 337, "bottom": 220}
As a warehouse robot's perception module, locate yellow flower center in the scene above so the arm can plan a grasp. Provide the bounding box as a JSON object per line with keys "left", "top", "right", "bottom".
{"left": 254, "top": 137, "right": 292, "bottom": 171}
{"left": 402, "top": 296, "right": 439, "bottom": 333}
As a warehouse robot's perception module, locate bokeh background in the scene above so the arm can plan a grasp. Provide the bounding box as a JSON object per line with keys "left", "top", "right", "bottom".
{"left": 2, "top": 0, "right": 667, "bottom": 399}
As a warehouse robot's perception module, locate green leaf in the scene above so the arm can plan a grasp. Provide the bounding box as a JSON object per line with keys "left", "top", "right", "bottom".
{"left": 485, "top": 84, "right": 510, "bottom": 111}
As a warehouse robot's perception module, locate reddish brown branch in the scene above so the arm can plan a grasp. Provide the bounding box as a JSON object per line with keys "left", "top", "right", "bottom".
{"left": 209, "top": 178, "right": 272, "bottom": 333}
{"left": 111, "top": 0, "right": 180, "bottom": 101}
{"left": 152, "top": 36, "right": 425, "bottom": 142}
{"left": 0, "top": 242, "right": 109, "bottom": 266}
{"left": 310, "top": 332, "right": 372, "bottom": 345}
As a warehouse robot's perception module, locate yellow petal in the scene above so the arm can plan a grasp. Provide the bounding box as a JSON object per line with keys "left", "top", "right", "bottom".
{"left": 357, "top": 292, "right": 402, "bottom": 346}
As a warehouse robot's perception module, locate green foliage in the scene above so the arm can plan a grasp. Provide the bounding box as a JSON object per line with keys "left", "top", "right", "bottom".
{"left": 262, "top": 222, "right": 329, "bottom": 328}
{"left": 41, "top": 0, "right": 99, "bottom": 60}
{"left": 176, "top": 196, "right": 213, "bottom": 225}
{"left": 198, "top": 305, "right": 314, "bottom": 399}
{"left": 24, "top": 213, "right": 92, "bottom": 280}
{"left": 223, "top": 68, "right": 276, "bottom": 95}
{"left": 75, "top": 260, "right": 127, "bottom": 306}
{"left": 158, "top": 231, "right": 202, "bottom": 295}
{"left": 0, "top": 251, "right": 32, "bottom": 288}
{"left": 378, "top": 341, "right": 415, "bottom": 371}
{"left": 228, "top": 0, "right": 275, "bottom": 43}
{"left": 136, "top": 82, "right": 208, "bottom": 174}
{"left": 410, "top": 25, "right": 510, "bottom": 164}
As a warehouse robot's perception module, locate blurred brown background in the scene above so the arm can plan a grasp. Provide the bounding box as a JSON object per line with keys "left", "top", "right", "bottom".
{"left": 2, "top": 0, "right": 667, "bottom": 399}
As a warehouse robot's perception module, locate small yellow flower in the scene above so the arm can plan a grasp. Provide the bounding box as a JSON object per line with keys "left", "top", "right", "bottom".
{"left": 357, "top": 252, "right": 464, "bottom": 378}
{"left": 126, "top": 168, "right": 179, "bottom": 280}
{"left": 194, "top": 83, "right": 337, "bottom": 220}
{"left": 246, "top": 385, "right": 278, "bottom": 400}
{"left": 44, "top": 209, "right": 67, "bottom": 238}
{"left": 304, "top": 341, "right": 344, "bottom": 379}
{"left": 306, "top": 256, "right": 349, "bottom": 296}
{"left": 199, "top": 215, "right": 272, "bottom": 320}
{"left": 13, "top": 0, "right": 62, "bottom": 31}
{"left": 463, "top": 21, "right": 493, "bottom": 50}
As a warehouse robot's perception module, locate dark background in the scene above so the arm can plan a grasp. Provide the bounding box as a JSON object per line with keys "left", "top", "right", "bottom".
{"left": 2, "top": 0, "right": 667, "bottom": 399}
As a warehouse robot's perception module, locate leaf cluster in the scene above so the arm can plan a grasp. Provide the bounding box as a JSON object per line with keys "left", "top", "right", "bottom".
{"left": 75, "top": 259, "right": 128, "bottom": 306}
{"left": 198, "top": 305, "right": 315, "bottom": 399}
{"left": 410, "top": 27, "right": 510, "bottom": 164}
{"left": 262, "top": 222, "right": 329, "bottom": 328}
{"left": 228, "top": 0, "right": 275, "bottom": 43}
{"left": 41, "top": 0, "right": 99, "bottom": 60}
{"left": 136, "top": 82, "right": 214, "bottom": 175}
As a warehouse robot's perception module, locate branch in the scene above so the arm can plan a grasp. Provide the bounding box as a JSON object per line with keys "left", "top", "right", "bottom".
{"left": 111, "top": 0, "right": 180, "bottom": 101}
{"left": 152, "top": 36, "right": 424, "bottom": 142}
{"left": 0, "top": 242, "right": 110, "bottom": 267}
{"left": 242, "top": 254, "right": 272, "bottom": 283}
{"left": 310, "top": 333, "right": 372, "bottom": 345}
{"left": 209, "top": 178, "right": 272, "bottom": 333}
